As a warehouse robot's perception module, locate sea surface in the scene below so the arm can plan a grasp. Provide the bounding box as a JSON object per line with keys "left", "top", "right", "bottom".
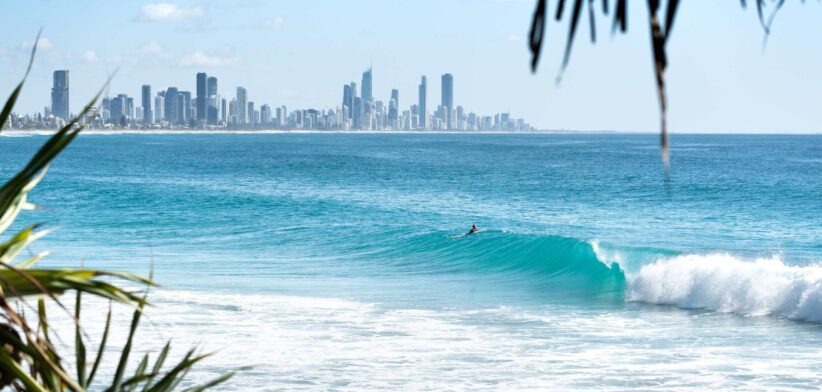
{"left": 2, "top": 132, "right": 821, "bottom": 390}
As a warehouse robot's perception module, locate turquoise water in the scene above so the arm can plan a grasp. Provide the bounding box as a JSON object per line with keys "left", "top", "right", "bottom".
{"left": 2, "top": 132, "right": 821, "bottom": 390}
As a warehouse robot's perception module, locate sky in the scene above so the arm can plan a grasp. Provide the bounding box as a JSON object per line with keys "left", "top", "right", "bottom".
{"left": 1, "top": 0, "right": 820, "bottom": 132}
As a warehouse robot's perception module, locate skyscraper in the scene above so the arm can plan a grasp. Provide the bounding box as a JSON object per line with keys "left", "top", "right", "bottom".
{"left": 221, "top": 98, "right": 227, "bottom": 123}
{"left": 51, "top": 70, "right": 70, "bottom": 121}
{"left": 352, "top": 96, "right": 363, "bottom": 129}
{"left": 207, "top": 76, "right": 219, "bottom": 125}
{"left": 141, "top": 85, "right": 152, "bottom": 124}
{"left": 110, "top": 94, "right": 129, "bottom": 126}
{"left": 391, "top": 89, "right": 399, "bottom": 110}
{"left": 342, "top": 84, "right": 352, "bottom": 119}
{"left": 207, "top": 76, "right": 218, "bottom": 97}
{"left": 126, "top": 97, "right": 134, "bottom": 120}
{"left": 441, "top": 73, "right": 454, "bottom": 129}
{"left": 179, "top": 91, "right": 191, "bottom": 124}
{"left": 154, "top": 94, "right": 164, "bottom": 123}
{"left": 388, "top": 88, "right": 399, "bottom": 126}
{"left": 361, "top": 68, "right": 373, "bottom": 105}
{"left": 261, "top": 104, "right": 271, "bottom": 125}
{"left": 196, "top": 72, "right": 207, "bottom": 123}
{"left": 236, "top": 87, "right": 248, "bottom": 125}
{"left": 164, "top": 87, "right": 179, "bottom": 124}
{"left": 418, "top": 76, "right": 427, "bottom": 130}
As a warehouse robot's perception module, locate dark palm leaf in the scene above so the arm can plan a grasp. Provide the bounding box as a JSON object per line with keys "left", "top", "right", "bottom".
{"left": 527, "top": 0, "right": 788, "bottom": 166}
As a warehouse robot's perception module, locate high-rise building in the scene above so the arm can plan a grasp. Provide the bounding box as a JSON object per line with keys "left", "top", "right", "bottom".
{"left": 261, "top": 104, "right": 272, "bottom": 125}
{"left": 388, "top": 89, "right": 399, "bottom": 126}
{"left": 179, "top": 91, "right": 191, "bottom": 124}
{"left": 236, "top": 87, "right": 248, "bottom": 125}
{"left": 342, "top": 84, "right": 352, "bottom": 119}
{"left": 154, "top": 94, "right": 164, "bottom": 123}
{"left": 51, "top": 70, "right": 70, "bottom": 121}
{"left": 228, "top": 99, "right": 236, "bottom": 124}
{"left": 207, "top": 76, "right": 219, "bottom": 125}
{"left": 418, "top": 76, "right": 427, "bottom": 130}
{"left": 126, "top": 97, "right": 134, "bottom": 120}
{"left": 207, "top": 76, "right": 218, "bottom": 97}
{"left": 247, "top": 102, "right": 255, "bottom": 125}
{"left": 221, "top": 98, "right": 227, "bottom": 123}
{"left": 164, "top": 87, "right": 179, "bottom": 124}
{"left": 441, "top": 73, "right": 454, "bottom": 129}
{"left": 361, "top": 68, "right": 373, "bottom": 105}
{"left": 141, "top": 85, "right": 152, "bottom": 124}
{"left": 196, "top": 72, "right": 207, "bottom": 123}
{"left": 352, "top": 96, "right": 363, "bottom": 129}
{"left": 110, "top": 94, "right": 129, "bottom": 126}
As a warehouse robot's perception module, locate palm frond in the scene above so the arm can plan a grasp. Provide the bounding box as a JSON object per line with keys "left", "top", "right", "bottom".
{"left": 527, "top": 0, "right": 792, "bottom": 166}
{"left": 0, "top": 31, "right": 236, "bottom": 391}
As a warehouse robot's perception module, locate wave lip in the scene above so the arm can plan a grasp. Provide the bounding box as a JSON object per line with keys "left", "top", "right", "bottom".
{"left": 370, "top": 230, "right": 627, "bottom": 294}
{"left": 628, "top": 253, "right": 822, "bottom": 322}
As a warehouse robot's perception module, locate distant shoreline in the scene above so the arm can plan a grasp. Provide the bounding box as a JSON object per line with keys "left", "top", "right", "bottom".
{"left": 1, "top": 129, "right": 819, "bottom": 136}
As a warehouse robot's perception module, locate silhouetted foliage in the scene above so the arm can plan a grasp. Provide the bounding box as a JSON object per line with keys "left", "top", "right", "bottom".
{"left": 528, "top": 0, "right": 793, "bottom": 166}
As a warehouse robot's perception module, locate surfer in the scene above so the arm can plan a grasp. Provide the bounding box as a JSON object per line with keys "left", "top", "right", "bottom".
{"left": 466, "top": 224, "right": 479, "bottom": 235}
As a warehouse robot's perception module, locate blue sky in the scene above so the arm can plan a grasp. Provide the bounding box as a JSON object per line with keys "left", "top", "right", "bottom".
{"left": 1, "top": 0, "right": 820, "bottom": 132}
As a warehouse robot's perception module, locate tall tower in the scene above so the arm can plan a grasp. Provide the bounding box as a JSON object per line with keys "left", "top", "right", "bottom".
{"left": 342, "top": 84, "right": 352, "bottom": 119}
{"left": 361, "top": 67, "right": 373, "bottom": 105}
{"left": 207, "top": 76, "right": 218, "bottom": 124}
{"left": 236, "top": 87, "right": 248, "bottom": 125}
{"left": 388, "top": 89, "right": 399, "bottom": 125}
{"left": 179, "top": 91, "right": 191, "bottom": 124}
{"left": 154, "top": 94, "right": 164, "bottom": 123}
{"left": 207, "top": 76, "right": 218, "bottom": 97}
{"left": 221, "top": 98, "right": 227, "bottom": 123}
{"left": 164, "top": 87, "right": 179, "bottom": 124}
{"left": 418, "top": 76, "right": 427, "bottom": 130}
{"left": 196, "top": 72, "right": 207, "bottom": 123}
{"left": 441, "top": 73, "right": 454, "bottom": 129}
{"left": 352, "top": 97, "right": 363, "bottom": 129}
{"left": 141, "top": 85, "right": 152, "bottom": 124}
{"left": 51, "top": 70, "right": 70, "bottom": 121}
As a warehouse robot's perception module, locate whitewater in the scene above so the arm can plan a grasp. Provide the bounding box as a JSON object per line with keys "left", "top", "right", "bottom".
{"left": 2, "top": 132, "right": 820, "bottom": 390}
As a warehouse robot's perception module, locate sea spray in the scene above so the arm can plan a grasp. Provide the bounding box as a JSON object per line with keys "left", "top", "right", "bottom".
{"left": 627, "top": 253, "right": 822, "bottom": 322}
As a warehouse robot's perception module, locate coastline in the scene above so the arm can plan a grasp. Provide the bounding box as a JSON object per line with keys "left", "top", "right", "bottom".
{"left": 1, "top": 129, "right": 574, "bottom": 136}
{"left": 2, "top": 129, "right": 819, "bottom": 136}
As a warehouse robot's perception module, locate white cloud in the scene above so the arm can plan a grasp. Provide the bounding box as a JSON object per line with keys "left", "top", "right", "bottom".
{"left": 140, "top": 3, "right": 204, "bottom": 22}
{"left": 83, "top": 50, "right": 99, "bottom": 63}
{"left": 262, "top": 16, "right": 285, "bottom": 28}
{"left": 506, "top": 34, "right": 522, "bottom": 43}
{"left": 20, "top": 38, "right": 53, "bottom": 51}
{"left": 179, "top": 52, "right": 239, "bottom": 67}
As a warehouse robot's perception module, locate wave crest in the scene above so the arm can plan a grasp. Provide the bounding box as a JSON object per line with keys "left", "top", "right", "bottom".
{"left": 628, "top": 253, "right": 822, "bottom": 322}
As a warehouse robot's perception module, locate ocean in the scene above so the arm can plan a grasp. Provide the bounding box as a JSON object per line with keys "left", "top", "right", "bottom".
{"left": 2, "top": 132, "right": 821, "bottom": 390}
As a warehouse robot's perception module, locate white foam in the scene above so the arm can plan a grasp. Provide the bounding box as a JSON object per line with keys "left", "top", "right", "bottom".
{"left": 38, "top": 284, "right": 822, "bottom": 391}
{"left": 590, "top": 240, "right": 624, "bottom": 268}
{"left": 628, "top": 253, "right": 822, "bottom": 322}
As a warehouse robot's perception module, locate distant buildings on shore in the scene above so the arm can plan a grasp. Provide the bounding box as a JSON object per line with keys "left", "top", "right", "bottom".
{"left": 6, "top": 68, "right": 535, "bottom": 132}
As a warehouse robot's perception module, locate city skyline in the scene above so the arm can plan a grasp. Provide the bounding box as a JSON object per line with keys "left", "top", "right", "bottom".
{"left": 8, "top": 66, "right": 533, "bottom": 131}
